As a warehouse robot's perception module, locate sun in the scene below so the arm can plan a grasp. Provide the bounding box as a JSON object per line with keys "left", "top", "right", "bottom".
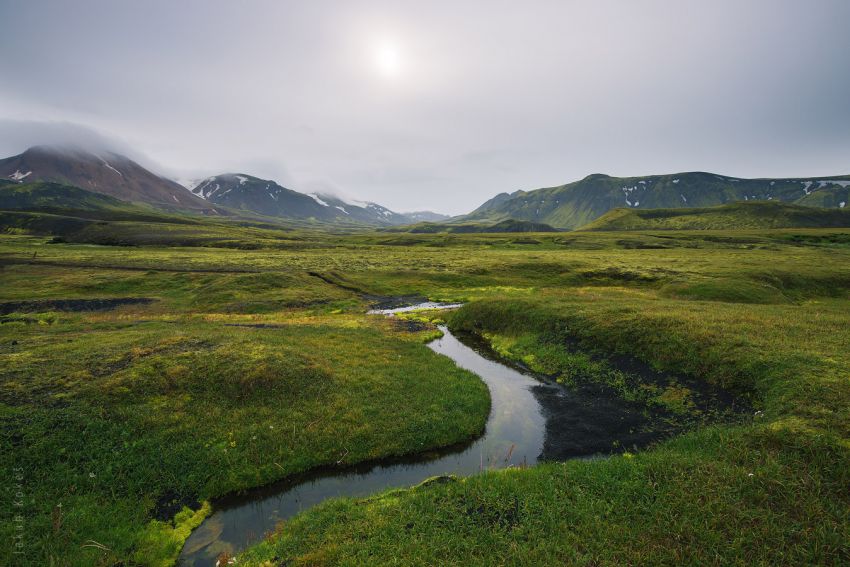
{"left": 373, "top": 40, "right": 402, "bottom": 78}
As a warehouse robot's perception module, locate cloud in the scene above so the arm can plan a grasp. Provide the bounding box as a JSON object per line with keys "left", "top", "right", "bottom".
{"left": 0, "top": 120, "right": 132, "bottom": 158}
{"left": 1, "top": 1, "right": 850, "bottom": 214}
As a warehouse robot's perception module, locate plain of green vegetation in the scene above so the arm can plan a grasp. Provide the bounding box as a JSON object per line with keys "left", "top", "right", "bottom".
{"left": 2, "top": 219, "right": 849, "bottom": 565}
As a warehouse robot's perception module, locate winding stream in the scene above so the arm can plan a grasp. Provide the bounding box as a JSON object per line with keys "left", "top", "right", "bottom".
{"left": 179, "top": 305, "right": 555, "bottom": 565}
{"left": 178, "top": 301, "right": 743, "bottom": 564}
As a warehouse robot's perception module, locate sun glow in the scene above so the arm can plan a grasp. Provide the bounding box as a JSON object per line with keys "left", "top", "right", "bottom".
{"left": 373, "top": 40, "right": 402, "bottom": 78}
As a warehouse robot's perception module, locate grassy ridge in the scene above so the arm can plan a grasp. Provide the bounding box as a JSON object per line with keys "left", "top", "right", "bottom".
{"left": 581, "top": 201, "right": 850, "bottom": 231}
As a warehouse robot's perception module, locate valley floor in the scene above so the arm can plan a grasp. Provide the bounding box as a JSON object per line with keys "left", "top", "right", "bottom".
{"left": 2, "top": 228, "right": 849, "bottom": 565}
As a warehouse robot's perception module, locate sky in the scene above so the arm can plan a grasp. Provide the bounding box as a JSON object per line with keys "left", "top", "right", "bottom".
{"left": 1, "top": 1, "right": 849, "bottom": 215}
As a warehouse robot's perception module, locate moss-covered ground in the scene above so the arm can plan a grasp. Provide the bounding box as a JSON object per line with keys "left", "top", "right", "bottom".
{"left": 2, "top": 226, "right": 849, "bottom": 565}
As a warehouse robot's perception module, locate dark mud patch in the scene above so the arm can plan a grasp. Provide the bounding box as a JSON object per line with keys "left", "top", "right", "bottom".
{"left": 154, "top": 490, "right": 202, "bottom": 522}
{"left": 0, "top": 257, "right": 258, "bottom": 274}
{"left": 392, "top": 318, "right": 430, "bottom": 332}
{"left": 0, "top": 297, "right": 155, "bottom": 315}
{"left": 365, "top": 294, "right": 429, "bottom": 310}
{"left": 454, "top": 327, "right": 749, "bottom": 461}
{"left": 533, "top": 383, "right": 674, "bottom": 460}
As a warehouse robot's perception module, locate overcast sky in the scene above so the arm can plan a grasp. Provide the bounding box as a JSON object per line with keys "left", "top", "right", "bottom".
{"left": 1, "top": 1, "right": 849, "bottom": 214}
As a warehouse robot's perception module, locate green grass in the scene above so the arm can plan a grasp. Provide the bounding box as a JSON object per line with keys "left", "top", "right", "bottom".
{"left": 0, "top": 260, "right": 488, "bottom": 565}
{"left": 2, "top": 226, "right": 850, "bottom": 565}
{"left": 242, "top": 287, "right": 850, "bottom": 566}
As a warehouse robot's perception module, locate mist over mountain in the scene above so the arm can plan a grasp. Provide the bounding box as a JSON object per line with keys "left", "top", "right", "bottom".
{"left": 0, "top": 145, "right": 213, "bottom": 211}
{"left": 0, "top": 145, "right": 449, "bottom": 226}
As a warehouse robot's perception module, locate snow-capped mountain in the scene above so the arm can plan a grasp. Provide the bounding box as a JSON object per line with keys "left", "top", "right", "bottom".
{"left": 187, "top": 174, "right": 413, "bottom": 225}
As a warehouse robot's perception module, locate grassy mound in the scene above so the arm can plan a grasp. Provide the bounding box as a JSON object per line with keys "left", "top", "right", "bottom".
{"left": 580, "top": 201, "right": 850, "bottom": 231}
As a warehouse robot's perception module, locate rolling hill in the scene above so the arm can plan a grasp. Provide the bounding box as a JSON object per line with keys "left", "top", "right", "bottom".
{"left": 580, "top": 201, "right": 850, "bottom": 231}
{"left": 464, "top": 172, "right": 850, "bottom": 229}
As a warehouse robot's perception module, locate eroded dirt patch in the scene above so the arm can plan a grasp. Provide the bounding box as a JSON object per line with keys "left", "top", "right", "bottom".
{"left": 0, "top": 297, "right": 155, "bottom": 315}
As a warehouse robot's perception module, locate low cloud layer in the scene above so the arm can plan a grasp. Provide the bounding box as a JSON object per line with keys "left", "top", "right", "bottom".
{"left": 2, "top": 1, "right": 849, "bottom": 214}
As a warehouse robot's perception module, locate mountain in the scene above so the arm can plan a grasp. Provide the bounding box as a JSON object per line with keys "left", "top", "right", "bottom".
{"left": 464, "top": 172, "right": 850, "bottom": 229}
{"left": 580, "top": 201, "right": 850, "bottom": 231}
{"left": 0, "top": 146, "right": 214, "bottom": 212}
{"left": 402, "top": 211, "right": 452, "bottom": 222}
{"left": 188, "top": 174, "right": 410, "bottom": 225}
{"left": 385, "top": 218, "right": 559, "bottom": 234}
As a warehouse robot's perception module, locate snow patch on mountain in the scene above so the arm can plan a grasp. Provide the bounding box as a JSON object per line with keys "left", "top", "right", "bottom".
{"left": 337, "top": 195, "right": 370, "bottom": 208}
{"left": 101, "top": 160, "right": 123, "bottom": 177}
{"left": 308, "top": 193, "right": 330, "bottom": 207}
{"left": 819, "top": 180, "right": 850, "bottom": 188}
{"left": 9, "top": 170, "right": 32, "bottom": 181}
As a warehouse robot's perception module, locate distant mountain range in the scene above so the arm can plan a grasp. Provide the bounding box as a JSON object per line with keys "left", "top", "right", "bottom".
{"left": 0, "top": 146, "right": 447, "bottom": 227}
{"left": 383, "top": 219, "right": 558, "bottom": 234}
{"left": 3, "top": 145, "right": 849, "bottom": 231}
{"left": 401, "top": 211, "right": 452, "bottom": 222}
{"left": 464, "top": 172, "right": 850, "bottom": 229}
{"left": 186, "top": 174, "right": 412, "bottom": 225}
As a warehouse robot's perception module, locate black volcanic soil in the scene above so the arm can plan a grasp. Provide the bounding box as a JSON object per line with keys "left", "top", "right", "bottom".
{"left": 0, "top": 297, "right": 155, "bottom": 315}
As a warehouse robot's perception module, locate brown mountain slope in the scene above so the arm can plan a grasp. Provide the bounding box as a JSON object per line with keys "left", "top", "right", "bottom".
{"left": 0, "top": 146, "right": 215, "bottom": 212}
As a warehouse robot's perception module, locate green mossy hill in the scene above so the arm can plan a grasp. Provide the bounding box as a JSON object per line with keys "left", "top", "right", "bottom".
{"left": 0, "top": 181, "right": 164, "bottom": 219}
{"left": 580, "top": 201, "right": 850, "bottom": 231}
{"left": 463, "top": 171, "right": 850, "bottom": 229}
